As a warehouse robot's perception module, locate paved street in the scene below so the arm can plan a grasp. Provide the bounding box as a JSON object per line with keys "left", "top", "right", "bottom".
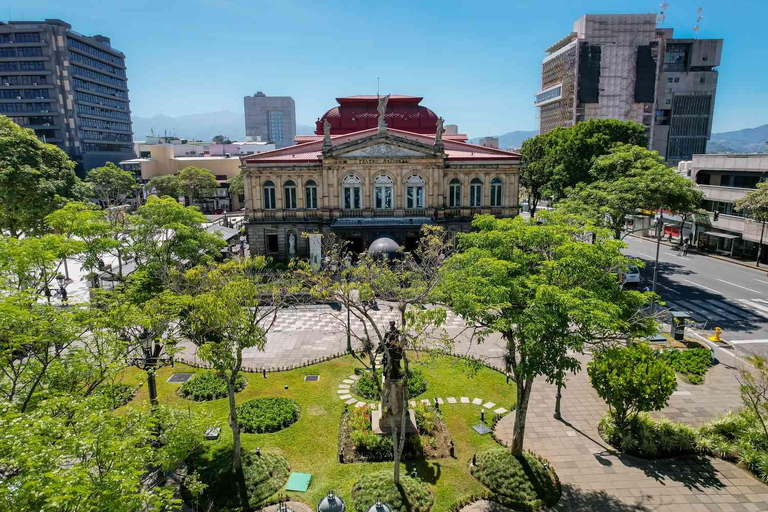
{"left": 624, "top": 236, "right": 768, "bottom": 358}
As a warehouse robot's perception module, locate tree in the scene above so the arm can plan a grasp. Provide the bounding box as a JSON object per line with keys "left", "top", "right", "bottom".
{"left": 212, "top": 134, "right": 231, "bottom": 144}
{"left": 556, "top": 145, "right": 703, "bottom": 239}
{"left": 0, "top": 116, "right": 87, "bottom": 236}
{"left": 735, "top": 182, "right": 768, "bottom": 266}
{"left": 0, "top": 395, "right": 206, "bottom": 512}
{"left": 0, "top": 234, "right": 83, "bottom": 294}
{"left": 87, "top": 162, "right": 138, "bottom": 211}
{"left": 440, "top": 215, "right": 654, "bottom": 456}
{"left": 228, "top": 169, "right": 245, "bottom": 198}
{"left": 587, "top": 343, "right": 677, "bottom": 429}
{"left": 296, "top": 227, "right": 449, "bottom": 484}
{"left": 519, "top": 133, "right": 553, "bottom": 217}
{"left": 178, "top": 257, "right": 288, "bottom": 511}
{"left": 148, "top": 174, "right": 181, "bottom": 199}
{"left": 177, "top": 166, "right": 219, "bottom": 207}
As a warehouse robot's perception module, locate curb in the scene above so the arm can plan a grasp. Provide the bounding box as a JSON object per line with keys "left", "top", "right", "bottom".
{"left": 628, "top": 235, "right": 764, "bottom": 272}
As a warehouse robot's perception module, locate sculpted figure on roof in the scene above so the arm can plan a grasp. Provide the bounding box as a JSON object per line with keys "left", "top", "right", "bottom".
{"left": 322, "top": 119, "right": 331, "bottom": 146}
{"left": 435, "top": 117, "right": 445, "bottom": 146}
{"left": 377, "top": 94, "right": 390, "bottom": 132}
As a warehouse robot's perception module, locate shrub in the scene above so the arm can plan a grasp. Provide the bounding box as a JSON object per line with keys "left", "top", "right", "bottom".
{"left": 599, "top": 412, "right": 696, "bottom": 458}
{"left": 352, "top": 367, "right": 428, "bottom": 400}
{"left": 697, "top": 410, "right": 768, "bottom": 482}
{"left": 95, "top": 383, "right": 134, "bottom": 409}
{"left": 180, "top": 372, "right": 246, "bottom": 401}
{"left": 660, "top": 347, "right": 712, "bottom": 384}
{"left": 345, "top": 404, "right": 422, "bottom": 460}
{"left": 237, "top": 398, "right": 300, "bottom": 433}
{"left": 350, "top": 471, "right": 434, "bottom": 512}
{"left": 413, "top": 401, "right": 441, "bottom": 435}
{"left": 470, "top": 448, "right": 560, "bottom": 511}
{"left": 588, "top": 343, "right": 677, "bottom": 428}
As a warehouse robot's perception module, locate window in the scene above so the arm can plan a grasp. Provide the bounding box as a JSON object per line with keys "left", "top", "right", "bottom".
{"left": 470, "top": 178, "right": 482, "bottom": 207}
{"left": 699, "top": 75, "right": 706, "bottom": 84}
{"left": 268, "top": 111, "right": 284, "bottom": 143}
{"left": 674, "top": 77, "right": 680, "bottom": 83}
{"left": 374, "top": 175, "right": 393, "bottom": 209}
{"left": 15, "top": 32, "right": 41, "bottom": 43}
{"left": 263, "top": 180, "right": 276, "bottom": 210}
{"left": 343, "top": 175, "right": 362, "bottom": 209}
{"left": 71, "top": 65, "right": 126, "bottom": 88}
{"left": 305, "top": 180, "right": 318, "bottom": 209}
{"left": 67, "top": 38, "right": 124, "bottom": 65}
{"left": 284, "top": 180, "right": 297, "bottom": 209}
{"left": 266, "top": 234, "right": 279, "bottom": 253}
{"left": 490, "top": 178, "right": 503, "bottom": 207}
{"left": 667, "top": 77, "right": 673, "bottom": 83}
{"left": 449, "top": 178, "right": 461, "bottom": 208}
{"left": 405, "top": 175, "right": 424, "bottom": 209}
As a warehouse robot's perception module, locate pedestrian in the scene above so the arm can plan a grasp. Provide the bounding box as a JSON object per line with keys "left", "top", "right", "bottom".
{"left": 682, "top": 241, "right": 689, "bottom": 256}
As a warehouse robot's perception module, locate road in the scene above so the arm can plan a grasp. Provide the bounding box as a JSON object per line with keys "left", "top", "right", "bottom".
{"left": 623, "top": 236, "right": 768, "bottom": 358}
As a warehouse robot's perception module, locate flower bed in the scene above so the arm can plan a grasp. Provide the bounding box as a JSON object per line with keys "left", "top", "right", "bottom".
{"left": 237, "top": 398, "right": 301, "bottom": 434}
{"left": 659, "top": 347, "right": 713, "bottom": 385}
{"left": 180, "top": 371, "right": 247, "bottom": 401}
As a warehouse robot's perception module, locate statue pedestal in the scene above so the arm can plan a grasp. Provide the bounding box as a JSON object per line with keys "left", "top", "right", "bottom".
{"left": 371, "top": 376, "right": 417, "bottom": 435}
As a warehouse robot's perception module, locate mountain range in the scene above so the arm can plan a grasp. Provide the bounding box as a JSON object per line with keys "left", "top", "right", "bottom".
{"left": 131, "top": 111, "right": 767, "bottom": 154}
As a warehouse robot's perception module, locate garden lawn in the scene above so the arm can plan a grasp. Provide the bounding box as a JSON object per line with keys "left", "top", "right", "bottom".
{"left": 123, "top": 353, "right": 516, "bottom": 511}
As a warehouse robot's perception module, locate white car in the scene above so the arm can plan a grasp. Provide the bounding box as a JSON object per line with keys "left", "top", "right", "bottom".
{"left": 619, "top": 265, "right": 641, "bottom": 287}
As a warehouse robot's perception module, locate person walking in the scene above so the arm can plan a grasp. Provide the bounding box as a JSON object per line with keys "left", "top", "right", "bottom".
{"left": 682, "top": 241, "right": 690, "bottom": 257}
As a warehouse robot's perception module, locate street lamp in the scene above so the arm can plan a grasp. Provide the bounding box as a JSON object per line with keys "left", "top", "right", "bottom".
{"left": 343, "top": 254, "right": 352, "bottom": 353}
{"left": 130, "top": 328, "right": 171, "bottom": 407}
{"left": 55, "top": 274, "right": 68, "bottom": 303}
{"left": 650, "top": 210, "right": 664, "bottom": 315}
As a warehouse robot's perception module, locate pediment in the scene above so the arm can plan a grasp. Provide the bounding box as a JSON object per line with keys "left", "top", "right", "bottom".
{"left": 343, "top": 143, "right": 428, "bottom": 158}
{"left": 327, "top": 132, "right": 439, "bottom": 159}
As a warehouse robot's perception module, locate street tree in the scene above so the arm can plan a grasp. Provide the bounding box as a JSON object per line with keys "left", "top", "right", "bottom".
{"left": 296, "top": 226, "right": 451, "bottom": 484}
{"left": 556, "top": 144, "right": 702, "bottom": 239}
{"left": 228, "top": 169, "right": 245, "bottom": 198}
{"left": 0, "top": 234, "right": 83, "bottom": 294}
{"left": 178, "top": 257, "right": 289, "bottom": 511}
{"left": 212, "top": 134, "right": 230, "bottom": 144}
{"left": 735, "top": 182, "right": 768, "bottom": 266}
{"left": 148, "top": 174, "right": 181, "bottom": 199}
{"left": 87, "top": 162, "right": 138, "bottom": 211}
{"left": 439, "top": 215, "right": 655, "bottom": 456}
{"left": 0, "top": 115, "right": 87, "bottom": 236}
{"left": 177, "top": 166, "right": 219, "bottom": 207}
{"left": 0, "top": 395, "right": 206, "bottom": 512}
{"left": 587, "top": 343, "right": 677, "bottom": 429}
{"left": 519, "top": 132, "right": 554, "bottom": 217}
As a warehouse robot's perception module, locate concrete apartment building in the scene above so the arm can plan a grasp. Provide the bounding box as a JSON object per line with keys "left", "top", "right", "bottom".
{"left": 535, "top": 13, "right": 722, "bottom": 164}
{"left": 686, "top": 153, "right": 768, "bottom": 261}
{"left": 243, "top": 92, "right": 296, "bottom": 149}
{"left": 0, "top": 18, "right": 133, "bottom": 174}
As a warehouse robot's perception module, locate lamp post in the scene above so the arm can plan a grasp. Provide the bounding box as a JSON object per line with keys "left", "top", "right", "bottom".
{"left": 757, "top": 219, "right": 766, "bottom": 268}
{"left": 55, "top": 273, "right": 68, "bottom": 304}
{"left": 650, "top": 210, "right": 663, "bottom": 315}
{"left": 130, "top": 328, "right": 171, "bottom": 407}
{"left": 343, "top": 254, "right": 352, "bottom": 353}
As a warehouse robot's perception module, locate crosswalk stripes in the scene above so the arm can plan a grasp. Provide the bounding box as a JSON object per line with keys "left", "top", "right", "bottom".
{"left": 664, "top": 299, "right": 768, "bottom": 324}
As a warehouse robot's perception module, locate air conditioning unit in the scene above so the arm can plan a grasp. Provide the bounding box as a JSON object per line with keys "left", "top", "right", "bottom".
{"left": 16, "top": 96, "right": 21, "bottom": 100}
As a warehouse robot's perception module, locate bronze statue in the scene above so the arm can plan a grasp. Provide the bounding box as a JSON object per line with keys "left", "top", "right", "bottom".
{"left": 378, "top": 320, "right": 403, "bottom": 380}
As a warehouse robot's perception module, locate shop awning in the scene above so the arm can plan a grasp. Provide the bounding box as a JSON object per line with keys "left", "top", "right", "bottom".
{"left": 702, "top": 231, "right": 741, "bottom": 240}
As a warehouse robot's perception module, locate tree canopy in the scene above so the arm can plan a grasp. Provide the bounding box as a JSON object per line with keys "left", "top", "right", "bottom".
{"left": 735, "top": 181, "right": 768, "bottom": 223}
{"left": 0, "top": 116, "right": 86, "bottom": 236}
{"left": 87, "top": 162, "right": 138, "bottom": 208}
{"left": 177, "top": 166, "right": 219, "bottom": 206}
{"left": 148, "top": 174, "right": 181, "bottom": 199}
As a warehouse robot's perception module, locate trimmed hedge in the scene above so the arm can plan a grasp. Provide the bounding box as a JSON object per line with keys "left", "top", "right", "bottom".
{"left": 353, "top": 367, "right": 428, "bottom": 400}
{"left": 350, "top": 471, "right": 434, "bottom": 512}
{"left": 470, "top": 448, "right": 560, "bottom": 511}
{"left": 237, "top": 398, "right": 300, "bottom": 433}
{"left": 180, "top": 372, "right": 246, "bottom": 401}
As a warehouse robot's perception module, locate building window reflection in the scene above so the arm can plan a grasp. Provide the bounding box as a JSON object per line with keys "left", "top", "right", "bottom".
{"left": 343, "top": 175, "right": 362, "bottom": 209}
{"left": 405, "top": 175, "right": 425, "bottom": 209}
{"left": 449, "top": 178, "right": 461, "bottom": 208}
{"left": 284, "top": 180, "right": 297, "bottom": 209}
{"left": 263, "top": 180, "right": 276, "bottom": 210}
{"left": 374, "top": 175, "right": 393, "bottom": 209}
{"left": 470, "top": 178, "right": 482, "bottom": 207}
{"left": 305, "top": 180, "right": 318, "bottom": 209}
{"left": 491, "top": 177, "right": 503, "bottom": 207}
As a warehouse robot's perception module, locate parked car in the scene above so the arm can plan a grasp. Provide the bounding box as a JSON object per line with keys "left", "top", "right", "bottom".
{"left": 618, "top": 265, "right": 641, "bottom": 287}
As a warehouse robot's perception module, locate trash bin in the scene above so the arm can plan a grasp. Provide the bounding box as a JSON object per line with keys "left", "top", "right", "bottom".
{"left": 670, "top": 311, "right": 692, "bottom": 341}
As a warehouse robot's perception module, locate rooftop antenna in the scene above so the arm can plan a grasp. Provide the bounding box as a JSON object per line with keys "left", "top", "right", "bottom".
{"left": 693, "top": 7, "right": 704, "bottom": 34}
{"left": 657, "top": 2, "right": 669, "bottom": 27}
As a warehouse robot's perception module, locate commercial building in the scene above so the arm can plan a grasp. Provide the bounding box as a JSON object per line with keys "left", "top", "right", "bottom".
{"left": 0, "top": 18, "right": 134, "bottom": 174}
{"left": 120, "top": 139, "right": 275, "bottom": 212}
{"left": 688, "top": 153, "right": 768, "bottom": 260}
{"left": 243, "top": 92, "right": 296, "bottom": 148}
{"left": 241, "top": 94, "right": 520, "bottom": 260}
{"left": 535, "top": 13, "right": 722, "bottom": 164}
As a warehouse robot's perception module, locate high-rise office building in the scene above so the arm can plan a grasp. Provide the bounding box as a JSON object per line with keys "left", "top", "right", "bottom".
{"left": 0, "top": 19, "right": 134, "bottom": 174}
{"left": 243, "top": 92, "right": 296, "bottom": 148}
{"left": 535, "top": 13, "right": 722, "bottom": 164}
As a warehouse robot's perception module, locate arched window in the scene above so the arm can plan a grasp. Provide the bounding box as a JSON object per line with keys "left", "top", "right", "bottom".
{"left": 305, "top": 179, "right": 318, "bottom": 210}
{"left": 342, "top": 175, "right": 362, "bottom": 210}
{"left": 284, "top": 180, "right": 297, "bottom": 210}
{"left": 491, "top": 178, "right": 503, "bottom": 207}
{"left": 449, "top": 178, "right": 461, "bottom": 208}
{"left": 374, "top": 175, "right": 393, "bottom": 209}
{"left": 263, "top": 180, "right": 276, "bottom": 210}
{"left": 405, "top": 175, "right": 425, "bottom": 209}
{"left": 470, "top": 178, "right": 482, "bottom": 207}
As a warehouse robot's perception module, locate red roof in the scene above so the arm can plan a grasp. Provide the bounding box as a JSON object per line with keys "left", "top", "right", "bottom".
{"left": 315, "top": 95, "right": 440, "bottom": 136}
{"left": 295, "top": 133, "right": 469, "bottom": 144}
{"left": 242, "top": 127, "right": 520, "bottom": 164}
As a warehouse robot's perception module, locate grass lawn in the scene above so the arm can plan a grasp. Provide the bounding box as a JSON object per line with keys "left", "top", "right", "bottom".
{"left": 122, "top": 353, "right": 517, "bottom": 511}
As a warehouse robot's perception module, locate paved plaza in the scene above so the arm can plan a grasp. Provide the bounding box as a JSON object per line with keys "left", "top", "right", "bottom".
{"left": 178, "top": 304, "right": 768, "bottom": 511}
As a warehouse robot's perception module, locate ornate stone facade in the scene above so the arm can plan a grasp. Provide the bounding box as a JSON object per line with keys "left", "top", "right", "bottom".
{"left": 241, "top": 114, "right": 520, "bottom": 260}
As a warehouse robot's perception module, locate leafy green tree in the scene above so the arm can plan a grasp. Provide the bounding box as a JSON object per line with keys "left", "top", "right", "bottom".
{"left": 737, "top": 355, "right": 768, "bottom": 438}
{"left": 440, "top": 215, "right": 654, "bottom": 456}
{"left": 212, "top": 134, "right": 230, "bottom": 144}
{"left": 521, "top": 119, "right": 649, "bottom": 201}
{"left": 0, "top": 234, "right": 83, "bottom": 294}
{"left": 587, "top": 343, "right": 677, "bottom": 429}
{"left": 178, "top": 257, "right": 288, "bottom": 511}
{"left": 735, "top": 182, "right": 768, "bottom": 266}
{"left": 0, "top": 116, "right": 86, "bottom": 236}
{"left": 148, "top": 173, "right": 181, "bottom": 199}
{"left": 0, "top": 395, "right": 206, "bottom": 512}
{"left": 87, "top": 162, "right": 138, "bottom": 210}
{"left": 519, "top": 132, "right": 553, "bottom": 217}
{"left": 228, "top": 169, "right": 245, "bottom": 198}
{"left": 296, "top": 226, "right": 450, "bottom": 484}
{"left": 556, "top": 144, "right": 702, "bottom": 239}
{"left": 178, "top": 166, "right": 219, "bottom": 207}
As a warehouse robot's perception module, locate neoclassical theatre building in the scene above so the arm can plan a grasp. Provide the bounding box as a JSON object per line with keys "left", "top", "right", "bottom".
{"left": 241, "top": 95, "right": 521, "bottom": 259}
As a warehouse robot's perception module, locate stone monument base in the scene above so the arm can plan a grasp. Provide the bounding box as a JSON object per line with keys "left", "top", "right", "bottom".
{"left": 371, "top": 409, "right": 417, "bottom": 435}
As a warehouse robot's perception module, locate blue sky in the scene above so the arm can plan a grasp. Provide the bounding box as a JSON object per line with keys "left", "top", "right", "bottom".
{"left": 12, "top": 0, "right": 768, "bottom": 137}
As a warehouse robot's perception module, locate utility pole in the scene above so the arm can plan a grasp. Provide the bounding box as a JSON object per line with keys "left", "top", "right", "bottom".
{"left": 650, "top": 210, "right": 663, "bottom": 315}
{"left": 758, "top": 219, "right": 766, "bottom": 268}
